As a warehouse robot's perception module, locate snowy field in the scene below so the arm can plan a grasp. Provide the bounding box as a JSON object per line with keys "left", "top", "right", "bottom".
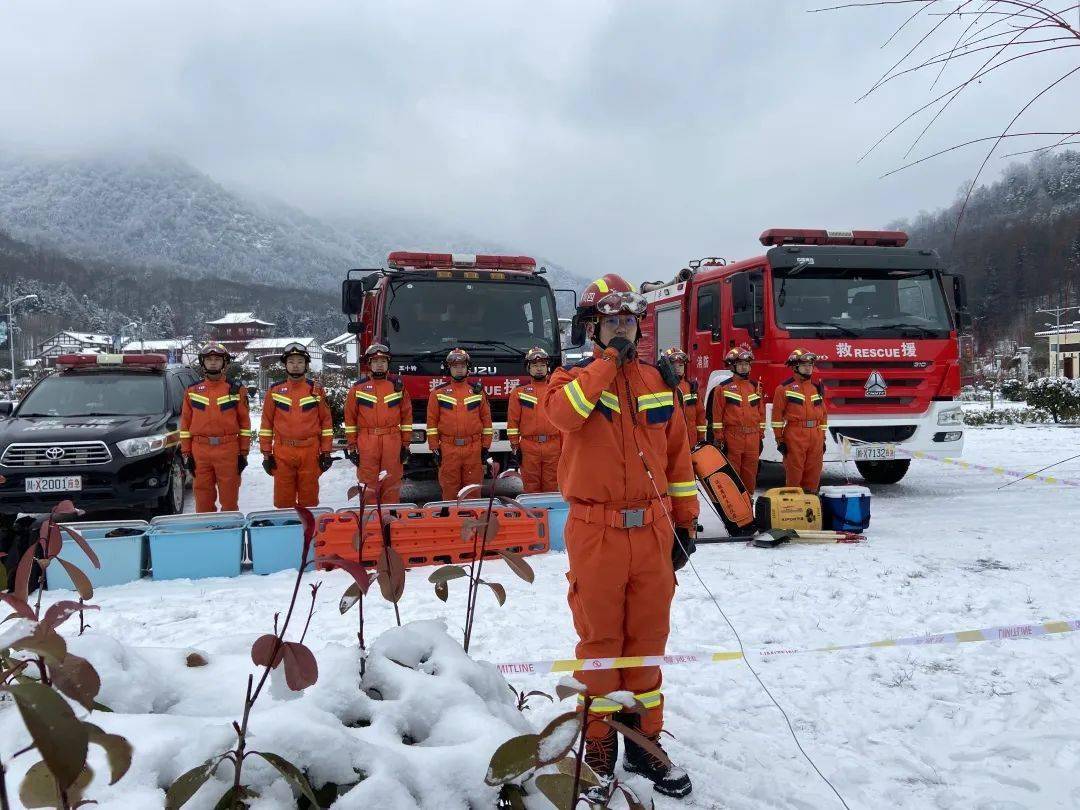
{"left": 4, "top": 424, "right": 1080, "bottom": 809}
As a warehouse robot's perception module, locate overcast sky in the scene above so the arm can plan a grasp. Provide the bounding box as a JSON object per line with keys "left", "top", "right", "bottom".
{"left": 0, "top": 1, "right": 1073, "bottom": 282}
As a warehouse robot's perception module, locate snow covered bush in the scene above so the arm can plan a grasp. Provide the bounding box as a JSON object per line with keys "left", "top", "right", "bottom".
{"left": 963, "top": 408, "right": 1052, "bottom": 426}
{"left": 1022, "top": 377, "right": 1080, "bottom": 423}
{"left": 999, "top": 378, "right": 1025, "bottom": 402}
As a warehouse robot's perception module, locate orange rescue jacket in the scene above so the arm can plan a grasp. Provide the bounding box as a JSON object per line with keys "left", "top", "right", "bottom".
{"left": 258, "top": 377, "right": 334, "bottom": 453}
{"left": 711, "top": 377, "right": 766, "bottom": 437}
{"left": 344, "top": 376, "right": 412, "bottom": 447}
{"left": 676, "top": 379, "right": 707, "bottom": 450}
{"left": 771, "top": 377, "right": 829, "bottom": 442}
{"left": 180, "top": 379, "right": 251, "bottom": 454}
{"left": 507, "top": 379, "right": 560, "bottom": 447}
{"left": 426, "top": 379, "right": 493, "bottom": 450}
{"left": 545, "top": 348, "right": 699, "bottom": 529}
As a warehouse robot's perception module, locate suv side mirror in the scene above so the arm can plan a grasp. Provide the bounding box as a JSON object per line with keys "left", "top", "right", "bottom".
{"left": 0, "top": 401, "right": 12, "bottom": 417}
{"left": 346, "top": 321, "right": 366, "bottom": 335}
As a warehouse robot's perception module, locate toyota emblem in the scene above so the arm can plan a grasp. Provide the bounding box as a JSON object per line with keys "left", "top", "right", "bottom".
{"left": 45, "top": 447, "right": 66, "bottom": 460}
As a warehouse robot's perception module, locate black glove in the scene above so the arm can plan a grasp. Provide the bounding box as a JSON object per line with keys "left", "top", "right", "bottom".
{"left": 346, "top": 448, "right": 360, "bottom": 466}
{"left": 759, "top": 438, "right": 765, "bottom": 453}
{"left": 399, "top": 446, "right": 410, "bottom": 464}
{"left": 719, "top": 442, "right": 726, "bottom": 454}
{"left": 262, "top": 455, "right": 277, "bottom": 475}
{"left": 183, "top": 454, "right": 196, "bottom": 474}
{"left": 318, "top": 452, "right": 334, "bottom": 473}
{"left": 672, "top": 527, "right": 697, "bottom": 572}
{"left": 606, "top": 336, "right": 636, "bottom": 366}
{"left": 511, "top": 447, "right": 522, "bottom": 467}
{"left": 432, "top": 449, "right": 442, "bottom": 467}
{"left": 481, "top": 449, "right": 492, "bottom": 468}
{"left": 777, "top": 441, "right": 788, "bottom": 456}
{"left": 237, "top": 455, "right": 248, "bottom": 473}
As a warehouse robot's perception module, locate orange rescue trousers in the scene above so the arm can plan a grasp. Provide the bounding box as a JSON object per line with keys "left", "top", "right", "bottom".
{"left": 192, "top": 438, "right": 242, "bottom": 512}
{"left": 272, "top": 442, "right": 322, "bottom": 508}
{"left": 723, "top": 428, "right": 761, "bottom": 494}
{"left": 782, "top": 429, "right": 825, "bottom": 492}
{"left": 357, "top": 430, "right": 405, "bottom": 504}
{"left": 437, "top": 439, "right": 484, "bottom": 501}
{"left": 518, "top": 436, "right": 560, "bottom": 493}
{"left": 566, "top": 508, "right": 675, "bottom": 738}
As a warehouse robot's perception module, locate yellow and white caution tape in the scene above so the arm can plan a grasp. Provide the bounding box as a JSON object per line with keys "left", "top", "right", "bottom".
{"left": 840, "top": 437, "right": 1080, "bottom": 488}
{"left": 494, "top": 618, "right": 1080, "bottom": 675}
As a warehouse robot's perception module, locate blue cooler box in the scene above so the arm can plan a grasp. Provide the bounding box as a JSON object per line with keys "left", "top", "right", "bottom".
{"left": 517, "top": 493, "right": 569, "bottom": 552}
{"left": 247, "top": 507, "right": 332, "bottom": 574}
{"left": 819, "top": 486, "right": 871, "bottom": 533}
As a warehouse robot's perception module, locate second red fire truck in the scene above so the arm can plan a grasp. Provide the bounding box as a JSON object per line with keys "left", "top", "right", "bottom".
{"left": 637, "top": 228, "right": 970, "bottom": 484}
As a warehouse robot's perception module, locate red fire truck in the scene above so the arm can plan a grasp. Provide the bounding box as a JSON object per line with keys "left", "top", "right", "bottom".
{"left": 341, "top": 252, "right": 564, "bottom": 474}
{"left": 637, "top": 228, "right": 970, "bottom": 484}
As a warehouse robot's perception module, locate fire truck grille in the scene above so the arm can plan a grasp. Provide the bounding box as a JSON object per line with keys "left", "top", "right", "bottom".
{"left": 2, "top": 441, "right": 113, "bottom": 468}
{"left": 830, "top": 425, "right": 917, "bottom": 443}
{"left": 829, "top": 396, "right": 915, "bottom": 407}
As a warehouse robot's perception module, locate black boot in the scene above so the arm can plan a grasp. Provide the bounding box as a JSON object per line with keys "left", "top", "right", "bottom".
{"left": 622, "top": 727, "right": 692, "bottom": 798}
{"left": 580, "top": 725, "right": 618, "bottom": 803}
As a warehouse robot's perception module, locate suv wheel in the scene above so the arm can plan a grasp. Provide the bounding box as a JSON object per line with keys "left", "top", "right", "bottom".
{"left": 153, "top": 455, "right": 186, "bottom": 516}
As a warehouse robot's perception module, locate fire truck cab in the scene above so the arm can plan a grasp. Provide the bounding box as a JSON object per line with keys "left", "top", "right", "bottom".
{"left": 638, "top": 229, "right": 970, "bottom": 485}
{"left": 341, "top": 252, "right": 563, "bottom": 474}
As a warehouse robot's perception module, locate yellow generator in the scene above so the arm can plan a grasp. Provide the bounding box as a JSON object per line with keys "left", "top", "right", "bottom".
{"left": 753, "top": 487, "right": 822, "bottom": 532}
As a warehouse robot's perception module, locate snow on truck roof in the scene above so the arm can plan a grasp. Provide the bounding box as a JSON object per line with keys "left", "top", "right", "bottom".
{"left": 205, "top": 312, "right": 276, "bottom": 326}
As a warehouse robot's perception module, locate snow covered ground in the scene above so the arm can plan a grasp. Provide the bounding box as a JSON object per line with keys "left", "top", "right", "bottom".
{"left": 4, "top": 424, "right": 1080, "bottom": 809}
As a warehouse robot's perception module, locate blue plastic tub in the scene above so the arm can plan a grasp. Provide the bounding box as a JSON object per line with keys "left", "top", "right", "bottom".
{"left": 819, "top": 486, "right": 872, "bottom": 533}
{"left": 148, "top": 512, "right": 246, "bottom": 580}
{"left": 517, "top": 492, "right": 569, "bottom": 552}
{"left": 247, "top": 508, "right": 331, "bottom": 575}
{"left": 46, "top": 520, "right": 148, "bottom": 590}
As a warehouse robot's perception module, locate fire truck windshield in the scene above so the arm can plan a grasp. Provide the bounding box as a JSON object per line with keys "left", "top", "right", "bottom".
{"left": 772, "top": 268, "right": 952, "bottom": 337}
{"left": 384, "top": 279, "right": 559, "bottom": 356}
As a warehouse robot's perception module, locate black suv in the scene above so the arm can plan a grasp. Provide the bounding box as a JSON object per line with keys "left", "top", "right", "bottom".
{"left": 0, "top": 355, "right": 197, "bottom": 527}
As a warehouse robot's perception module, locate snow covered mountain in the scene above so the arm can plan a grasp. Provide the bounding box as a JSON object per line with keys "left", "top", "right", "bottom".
{"left": 0, "top": 151, "right": 588, "bottom": 294}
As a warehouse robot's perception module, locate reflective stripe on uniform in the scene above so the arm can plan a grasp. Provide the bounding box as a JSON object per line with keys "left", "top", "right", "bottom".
{"left": 259, "top": 429, "right": 273, "bottom": 437}
{"left": 482, "top": 428, "right": 493, "bottom": 435}
{"left": 344, "top": 425, "right": 359, "bottom": 434}
{"left": 400, "top": 423, "right": 413, "bottom": 432}
{"left": 577, "top": 688, "right": 661, "bottom": 713}
{"left": 518, "top": 393, "right": 538, "bottom": 406}
{"left": 712, "top": 422, "right": 723, "bottom": 430}
{"left": 564, "top": 378, "right": 596, "bottom": 418}
{"left": 271, "top": 393, "right": 291, "bottom": 406}
{"left": 179, "top": 430, "right": 192, "bottom": 439}
{"left": 506, "top": 428, "right": 520, "bottom": 435}
{"left": 637, "top": 392, "right": 674, "bottom": 411}
{"left": 437, "top": 394, "right": 456, "bottom": 407}
{"left": 188, "top": 392, "right": 211, "bottom": 406}
{"left": 321, "top": 429, "right": 334, "bottom": 436}
{"left": 384, "top": 392, "right": 403, "bottom": 405}
{"left": 722, "top": 390, "right": 742, "bottom": 403}
{"left": 599, "top": 390, "right": 620, "bottom": 413}
{"left": 354, "top": 390, "right": 378, "bottom": 404}
{"left": 667, "top": 480, "right": 697, "bottom": 498}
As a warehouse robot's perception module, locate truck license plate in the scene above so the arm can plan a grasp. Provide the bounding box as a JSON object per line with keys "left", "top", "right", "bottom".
{"left": 26, "top": 476, "right": 82, "bottom": 493}
{"left": 852, "top": 445, "right": 895, "bottom": 462}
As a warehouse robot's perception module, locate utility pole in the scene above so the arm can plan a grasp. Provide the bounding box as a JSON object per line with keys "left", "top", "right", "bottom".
{"left": 6, "top": 293, "right": 39, "bottom": 390}
{"left": 1037, "top": 305, "right": 1078, "bottom": 377}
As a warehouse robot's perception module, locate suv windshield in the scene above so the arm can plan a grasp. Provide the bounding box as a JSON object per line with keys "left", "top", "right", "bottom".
{"left": 384, "top": 279, "right": 558, "bottom": 355}
{"left": 17, "top": 373, "right": 167, "bottom": 417}
{"left": 773, "top": 268, "right": 952, "bottom": 336}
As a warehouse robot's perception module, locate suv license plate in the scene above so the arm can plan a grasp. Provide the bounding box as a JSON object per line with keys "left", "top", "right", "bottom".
{"left": 26, "top": 476, "right": 82, "bottom": 493}
{"left": 852, "top": 445, "right": 896, "bottom": 462}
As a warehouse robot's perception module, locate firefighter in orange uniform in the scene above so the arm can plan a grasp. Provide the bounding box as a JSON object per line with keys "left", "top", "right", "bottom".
{"left": 660, "top": 347, "right": 706, "bottom": 451}
{"left": 259, "top": 343, "right": 334, "bottom": 507}
{"left": 426, "top": 349, "right": 493, "bottom": 500}
{"left": 344, "top": 344, "right": 412, "bottom": 504}
{"left": 507, "top": 347, "right": 561, "bottom": 493}
{"left": 545, "top": 274, "right": 697, "bottom": 799}
{"left": 771, "top": 349, "right": 829, "bottom": 493}
{"left": 711, "top": 345, "right": 766, "bottom": 491}
{"left": 180, "top": 343, "right": 251, "bottom": 512}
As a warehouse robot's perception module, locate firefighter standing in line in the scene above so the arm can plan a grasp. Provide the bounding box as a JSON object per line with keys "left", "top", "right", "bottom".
{"left": 259, "top": 343, "right": 334, "bottom": 507}
{"left": 545, "top": 274, "right": 698, "bottom": 799}
{"left": 507, "top": 347, "right": 561, "bottom": 493}
{"left": 660, "top": 347, "right": 706, "bottom": 451}
{"left": 344, "top": 344, "right": 412, "bottom": 504}
{"left": 711, "top": 345, "right": 766, "bottom": 491}
{"left": 426, "top": 348, "right": 493, "bottom": 500}
{"left": 180, "top": 343, "right": 251, "bottom": 512}
{"left": 771, "top": 348, "right": 829, "bottom": 493}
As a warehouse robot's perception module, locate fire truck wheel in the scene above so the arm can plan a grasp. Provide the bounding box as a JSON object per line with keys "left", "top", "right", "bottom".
{"left": 854, "top": 459, "right": 911, "bottom": 485}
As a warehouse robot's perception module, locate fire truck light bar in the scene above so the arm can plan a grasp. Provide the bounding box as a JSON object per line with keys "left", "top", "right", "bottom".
{"left": 387, "top": 251, "right": 537, "bottom": 272}
{"left": 56, "top": 354, "right": 168, "bottom": 369}
{"left": 759, "top": 229, "right": 909, "bottom": 248}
